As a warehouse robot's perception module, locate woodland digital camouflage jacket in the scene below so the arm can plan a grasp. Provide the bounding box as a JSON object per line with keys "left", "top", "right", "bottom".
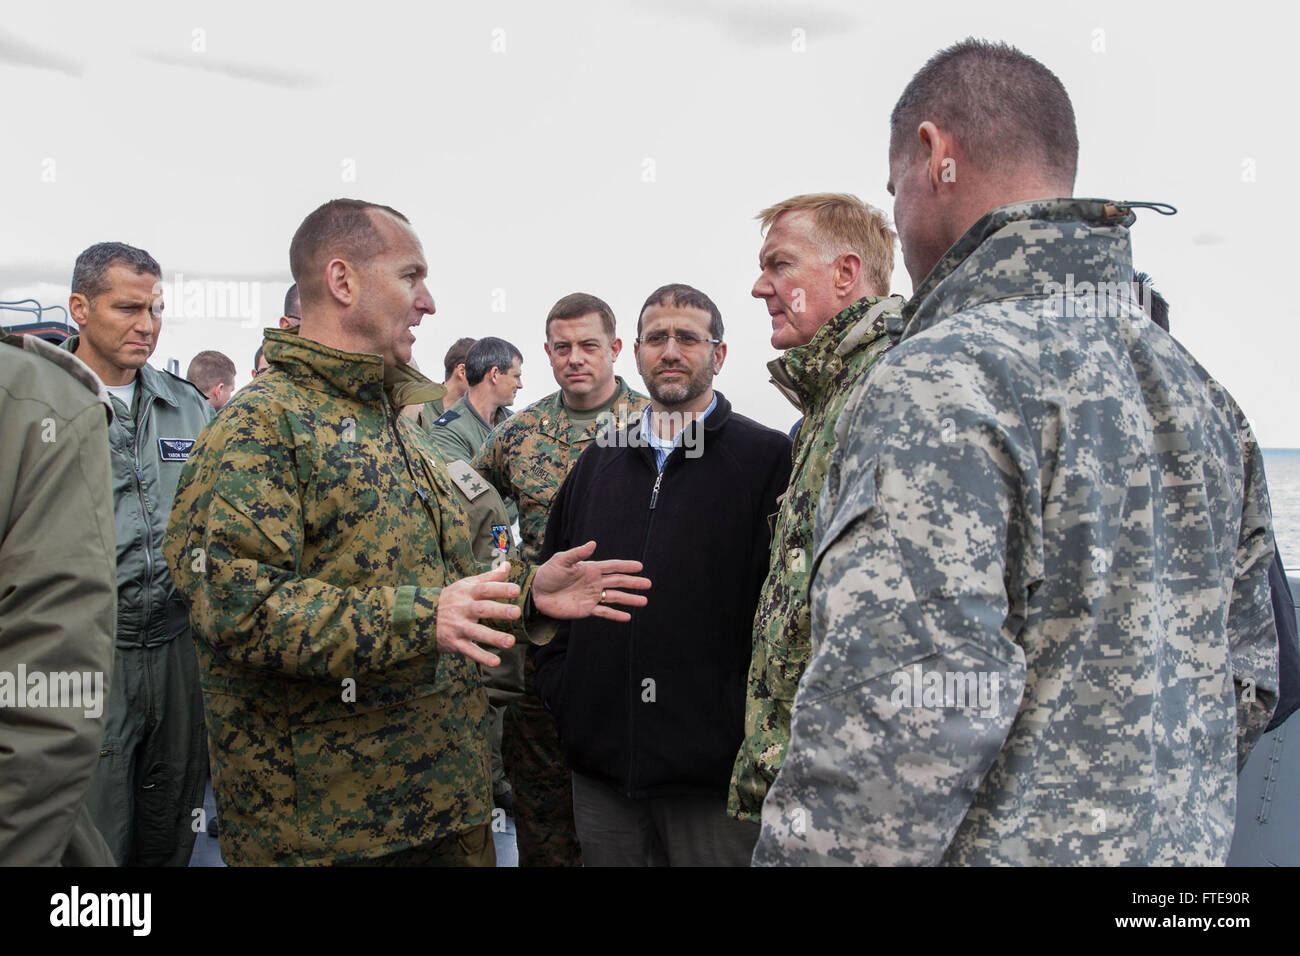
{"left": 754, "top": 199, "right": 1279, "bottom": 865}
{"left": 164, "top": 329, "right": 537, "bottom": 865}
{"left": 728, "top": 295, "right": 899, "bottom": 823}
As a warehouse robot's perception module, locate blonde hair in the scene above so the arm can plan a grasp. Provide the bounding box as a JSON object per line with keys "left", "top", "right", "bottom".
{"left": 757, "top": 193, "right": 896, "bottom": 294}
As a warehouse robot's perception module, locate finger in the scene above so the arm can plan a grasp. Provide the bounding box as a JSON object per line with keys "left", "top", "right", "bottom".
{"left": 457, "top": 621, "right": 516, "bottom": 648}
{"left": 467, "top": 580, "right": 522, "bottom": 601}
{"left": 464, "top": 563, "right": 512, "bottom": 583}
{"left": 588, "top": 558, "right": 644, "bottom": 575}
{"left": 588, "top": 605, "right": 632, "bottom": 623}
{"left": 554, "top": 540, "right": 598, "bottom": 565}
{"left": 598, "top": 574, "right": 651, "bottom": 592}
{"left": 598, "top": 590, "right": 647, "bottom": 608}
{"left": 445, "top": 637, "right": 502, "bottom": 669}
{"left": 467, "top": 599, "right": 523, "bottom": 623}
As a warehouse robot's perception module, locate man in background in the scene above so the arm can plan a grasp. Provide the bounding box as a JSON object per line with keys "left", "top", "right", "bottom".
{"left": 186, "top": 350, "right": 237, "bottom": 410}
{"left": 65, "top": 241, "right": 213, "bottom": 866}
{"left": 475, "top": 292, "right": 650, "bottom": 866}
{"left": 536, "top": 284, "right": 790, "bottom": 865}
{"left": 429, "top": 336, "right": 522, "bottom": 464}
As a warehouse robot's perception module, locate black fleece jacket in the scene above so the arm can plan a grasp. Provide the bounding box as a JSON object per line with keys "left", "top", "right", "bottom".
{"left": 534, "top": 391, "right": 792, "bottom": 799}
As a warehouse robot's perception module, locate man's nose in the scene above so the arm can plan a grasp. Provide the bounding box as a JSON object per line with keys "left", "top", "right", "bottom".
{"left": 751, "top": 273, "right": 771, "bottom": 298}
{"left": 417, "top": 281, "right": 436, "bottom": 315}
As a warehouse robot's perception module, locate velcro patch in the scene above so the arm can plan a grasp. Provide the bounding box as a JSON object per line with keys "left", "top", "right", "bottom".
{"left": 158, "top": 438, "right": 195, "bottom": 461}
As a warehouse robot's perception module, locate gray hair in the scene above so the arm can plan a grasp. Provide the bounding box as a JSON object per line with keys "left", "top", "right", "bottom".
{"left": 71, "top": 242, "right": 162, "bottom": 300}
{"left": 465, "top": 336, "right": 522, "bottom": 386}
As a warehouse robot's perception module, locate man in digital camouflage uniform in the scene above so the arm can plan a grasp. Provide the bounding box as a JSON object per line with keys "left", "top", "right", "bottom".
{"left": 164, "top": 200, "right": 648, "bottom": 865}
{"left": 755, "top": 39, "right": 1278, "bottom": 865}
{"left": 728, "top": 194, "right": 902, "bottom": 825}
{"left": 64, "top": 242, "right": 214, "bottom": 867}
{"left": 0, "top": 333, "right": 117, "bottom": 866}
{"left": 474, "top": 292, "right": 649, "bottom": 866}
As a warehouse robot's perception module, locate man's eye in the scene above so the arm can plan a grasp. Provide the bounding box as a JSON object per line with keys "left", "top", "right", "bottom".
{"left": 581, "top": 342, "right": 600, "bottom": 353}
{"left": 553, "top": 345, "right": 571, "bottom": 356}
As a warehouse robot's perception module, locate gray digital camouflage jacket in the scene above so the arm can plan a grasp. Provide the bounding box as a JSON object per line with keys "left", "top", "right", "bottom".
{"left": 754, "top": 198, "right": 1279, "bottom": 866}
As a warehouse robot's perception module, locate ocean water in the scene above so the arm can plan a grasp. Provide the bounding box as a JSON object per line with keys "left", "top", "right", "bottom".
{"left": 1265, "top": 449, "right": 1300, "bottom": 570}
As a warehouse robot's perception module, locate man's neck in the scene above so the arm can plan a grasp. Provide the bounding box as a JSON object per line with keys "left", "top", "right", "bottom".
{"left": 466, "top": 386, "right": 500, "bottom": 424}
{"left": 443, "top": 382, "right": 466, "bottom": 406}
{"left": 562, "top": 377, "right": 617, "bottom": 412}
{"left": 649, "top": 388, "right": 714, "bottom": 439}
{"left": 298, "top": 316, "right": 378, "bottom": 362}
{"left": 75, "top": 342, "right": 137, "bottom": 387}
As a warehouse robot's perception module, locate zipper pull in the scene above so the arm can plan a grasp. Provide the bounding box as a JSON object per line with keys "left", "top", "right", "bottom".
{"left": 649, "top": 470, "right": 664, "bottom": 510}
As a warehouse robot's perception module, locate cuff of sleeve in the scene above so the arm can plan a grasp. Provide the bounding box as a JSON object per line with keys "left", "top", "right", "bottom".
{"left": 515, "top": 563, "right": 559, "bottom": 646}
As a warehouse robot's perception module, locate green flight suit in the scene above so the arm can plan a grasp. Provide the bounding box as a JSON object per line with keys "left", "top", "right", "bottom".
{"left": 61, "top": 335, "right": 213, "bottom": 866}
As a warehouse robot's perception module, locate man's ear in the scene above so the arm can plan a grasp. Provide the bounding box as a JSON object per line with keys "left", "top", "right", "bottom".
{"left": 832, "top": 252, "right": 863, "bottom": 297}
{"left": 69, "top": 292, "right": 90, "bottom": 328}
{"left": 609, "top": 337, "right": 623, "bottom": 361}
{"left": 918, "top": 121, "right": 957, "bottom": 190}
{"left": 324, "top": 258, "right": 355, "bottom": 306}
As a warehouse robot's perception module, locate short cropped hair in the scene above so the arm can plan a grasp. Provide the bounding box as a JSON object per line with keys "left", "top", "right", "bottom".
{"left": 443, "top": 336, "right": 476, "bottom": 380}
{"left": 465, "top": 336, "right": 523, "bottom": 386}
{"left": 757, "top": 193, "right": 896, "bottom": 293}
{"left": 890, "top": 38, "right": 1078, "bottom": 187}
{"left": 545, "top": 292, "right": 616, "bottom": 340}
{"left": 288, "top": 199, "right": 410, "bottom": 303}
{"left": 283, "top": 283, "right": 300, "bottom": 318}
{"left": 187, "top": 350, "right": 237, "bottom": 392}
{"left": 637, "top": 283, "right": 724, "bottom": 341}
{"left": 71, "top": 242, "right": 161, "bottom": 301}
{"left": 253, "top": 343, "right": 265, "bottom": 369}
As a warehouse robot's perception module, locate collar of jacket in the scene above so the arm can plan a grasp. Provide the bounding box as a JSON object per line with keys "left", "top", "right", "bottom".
{"left": 625, "top": 391, "right": 733, "bottom": 466}
{"left": 59, "top": 333, "right": 185, "bottom": 408}
{"left": 536, "top": 375, "right": 637, "bottom": 441}
{"left": 452, "top": 393, "right": 511, "bottom": 429}
{"left": 261, "top": 327, "right": 446, "bottom": 408}
{"left": 766, "top": 295, "right": 901, "bottom": 413}
{"left": 889, "top": 197, "right": 1140, "bottom": 345}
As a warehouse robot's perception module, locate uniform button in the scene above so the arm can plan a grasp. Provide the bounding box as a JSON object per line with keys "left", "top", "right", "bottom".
{"left": 788, "top": 548, "right": 805, "bottom": 571}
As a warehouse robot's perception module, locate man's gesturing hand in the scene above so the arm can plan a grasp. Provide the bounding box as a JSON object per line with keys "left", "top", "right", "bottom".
{"left": 435, "top": 563, "right": 520, "bottom": 668}
{"left": 532, "top": 540, "right": 650, "bottom": 622}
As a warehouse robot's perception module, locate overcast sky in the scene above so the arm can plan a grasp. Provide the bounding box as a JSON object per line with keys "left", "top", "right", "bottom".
{"left": 3, "top": 1, "right": 1296, "bottom": 445}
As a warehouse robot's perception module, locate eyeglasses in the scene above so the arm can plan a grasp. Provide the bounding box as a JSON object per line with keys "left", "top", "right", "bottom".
{"left": 637, "top": 331, "right": 721, "bottom": 349}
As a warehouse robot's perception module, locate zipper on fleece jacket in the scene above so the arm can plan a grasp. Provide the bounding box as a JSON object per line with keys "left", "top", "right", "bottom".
{"left": 626, "top": 462, "right": 667, "bottom": 795}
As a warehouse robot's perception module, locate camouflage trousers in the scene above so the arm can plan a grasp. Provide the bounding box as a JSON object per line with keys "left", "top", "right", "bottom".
{"left": 502, "top": 653, "right": 581, "bottom": 866}
{"left": 333, "top": 824, "right": 495, "bottom": 866}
